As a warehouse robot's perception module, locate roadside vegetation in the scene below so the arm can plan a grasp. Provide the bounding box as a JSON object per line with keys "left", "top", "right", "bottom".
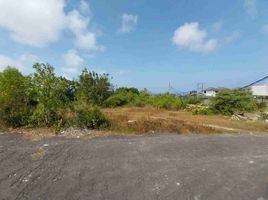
{"left": 0, "top": 64, "right": 110, "bottom": 132}
{"left": 0, "top": 63, "right": 267, "bottom": 135}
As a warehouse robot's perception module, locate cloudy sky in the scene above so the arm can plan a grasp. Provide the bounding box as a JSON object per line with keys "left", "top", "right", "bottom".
{"left": 0, "top": 0, "right": 267, "bottom": 92}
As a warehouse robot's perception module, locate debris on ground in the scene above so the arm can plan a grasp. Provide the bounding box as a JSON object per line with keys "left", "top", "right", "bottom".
{"left": 127, "top": 120, "right": 137, "bottom": 124}
{"left": 60, "top": 127, "right": 93, "bottom": 138}
{"left": 231, "top": 113, "right": 261, "bottom": 121}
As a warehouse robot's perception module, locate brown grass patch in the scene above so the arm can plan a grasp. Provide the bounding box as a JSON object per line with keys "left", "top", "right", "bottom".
{"left": 103, "top": 107, "right": 268, "bottom": 134}
{"left": 31, "top": 148, "right": 46, "bottom": 160}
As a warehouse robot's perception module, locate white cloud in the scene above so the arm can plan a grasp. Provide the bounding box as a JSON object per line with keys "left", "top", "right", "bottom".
{"left": 62, "top": 49, "right": 83, "bottom": 74}
{"left": 118, "top": 14, "right": 138, "bottom": 33}
{"left": 0, "top": 0, "right": 66, "bottom": 47}
{"left": 212, "top": 20, "right": 223, "bottom": 33}
{"left": 68, "top": 10, "right": 89, "bottom": 34}
{"left": 0, "top": 53, "right": 40, "bottom": 73}
{"left": 67, "top": 9, "right": 101, "bottom": 51}
{"left": 0, "top": 0, "right": 102, "bottom": 51}
{"left": 224, "top": 31, "right": 240, "bottom": 43}
{"left": 243, "top": 0, "right": 258, "bottom": 17}
{"left": 79, "top": 0, "right": 90, "bottom": 14}
{"left": 172, "top": 22, "right": 217, "bottom": 53}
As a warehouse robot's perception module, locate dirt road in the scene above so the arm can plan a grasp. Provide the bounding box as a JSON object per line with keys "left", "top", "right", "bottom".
{"left": 1, "top": 133, "right": 268, "bottom": 200}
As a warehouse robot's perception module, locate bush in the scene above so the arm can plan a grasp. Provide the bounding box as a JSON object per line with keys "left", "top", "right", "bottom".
{"left": 104, "top": 93, "right": 130, "bottom": 107}
{"left": 183, "top": 96, "right": 202, "bottom": 105}
{"left": 0, "top": 67, "right": 33, "bottom": 127}
{"left": 30, "top": 63, "right": 73, "bottom": 127}
{"left": 104, "top": 87, "right": 143, "bottom": 107}
{"left": 148, "top": 94, "right": 185, "bottom": 110}
{"left": 76, "top": 69, "right": 112, "bottom": 105}
{"left": 115, "top": 87, "right": 140, "bottom": 95}
{"left": 73, "top": 104, "right": 109, "bottom": 129}
{"left": 210, "top": 89, "right": 257, "bottom": 115}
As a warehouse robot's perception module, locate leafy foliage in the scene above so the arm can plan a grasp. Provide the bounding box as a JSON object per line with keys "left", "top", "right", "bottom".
{"left": 0, "top": 64, "right": 110, "bottom": 130}
{"left": 148, "top": 94, "right": 185, "bottom": 110}
{"left": 192, "top": 107, "right": 213, "bottom": 115}
{"left": 210, "top": 89, "right": 257, "bottom": 115}
{"left": 0, "top": 63, "right": 262, "bottom": 131}
{"left": 183, "top": 96, "right": 202, "bottom": 105}
{"left": 73, "top": 104, "right": 109, "bottom": 129}
{"left": 30, "top": 63, "right": 73, "bottom": 127}
{"left": 104, "top": 87, "right": 142, "bottom": 107}
{"left": 76, "top": 69, "right": 112, "bottom": 105}
{"left": 0, "top": 67, "right": 33, "bottom": 127}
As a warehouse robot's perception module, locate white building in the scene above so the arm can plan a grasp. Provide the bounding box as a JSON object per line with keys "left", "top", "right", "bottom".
{"left": 251, "top": 84, "right": 268, "bottom": 97}
{"left": 245, "top": 76, "right": 268, "bottom": 97}
{"left": 202, "top": 87, "right": 219, "bottom": 97}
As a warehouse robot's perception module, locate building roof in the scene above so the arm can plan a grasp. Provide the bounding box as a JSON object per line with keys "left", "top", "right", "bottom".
{"left": 203, "top": 87, "right": 226, "bottom": 92}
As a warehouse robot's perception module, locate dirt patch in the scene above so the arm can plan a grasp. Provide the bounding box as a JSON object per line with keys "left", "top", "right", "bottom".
{"left": 8, "top": 127, "right": 56, "bottom": 140}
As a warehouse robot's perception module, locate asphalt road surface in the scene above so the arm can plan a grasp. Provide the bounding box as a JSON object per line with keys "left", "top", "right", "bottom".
{"left": 1, "top": 133, "right": 268, "bottom": 200}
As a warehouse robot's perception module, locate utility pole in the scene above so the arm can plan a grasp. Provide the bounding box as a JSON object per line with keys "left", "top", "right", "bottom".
{"left": 168, "top": 82, "right": 171, "bottom": 93}
{"left": 197, "top": 82, "right": 205, "bottom": 96}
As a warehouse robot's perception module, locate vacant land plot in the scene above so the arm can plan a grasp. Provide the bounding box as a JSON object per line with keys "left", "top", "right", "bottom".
{"left": 103, "top": 107, "right": 268, "bottom": 134}
{"left": 1, "top": 133, "right": 268, "bottom": 200}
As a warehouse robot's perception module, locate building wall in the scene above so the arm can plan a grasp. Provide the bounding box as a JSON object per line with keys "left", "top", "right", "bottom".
{"left": 203, "top": 90, "right": 216, "bottom": 97}
{"left": 251, "top": 85, "right": 268, "bottom": 96}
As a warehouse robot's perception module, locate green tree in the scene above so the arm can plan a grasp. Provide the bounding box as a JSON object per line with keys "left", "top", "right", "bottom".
{"left": 115, "top": 87, "right": 140, "bottom": 95}
{"left": 76, "top": 69, "right": 112, "bottom": 105}
{"left": 103, "top": 87, "right": 144, "bottom": 107}
{"left": 210, "top": 89, "right": 257, "bottom": 115}
{"left": 0, "top": 67, "right": 32, "bottom": 127}
{"left": 31, "top": 63, "right": 73, "bottom": 126}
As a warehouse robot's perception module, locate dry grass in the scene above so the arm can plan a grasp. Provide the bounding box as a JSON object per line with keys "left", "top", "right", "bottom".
{"left": 31, "top": 148, "right": 46, "bottom": 160}
{"left": 8, "top": 127, "right": 56, "bottom": 140}
{"left": 103, "top": 107, "right": 268, "bottom": 134}
{"left": 2, "top": 107, "right": 268, "bottom": 139}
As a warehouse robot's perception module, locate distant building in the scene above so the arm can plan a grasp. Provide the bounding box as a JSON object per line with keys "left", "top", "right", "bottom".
{"left": 251, "top": 85, "right": 268, "bottom": 97}
{"left": 202, "top": 87, "right": 226, "bottom": 97}
{"left": 244, "top": 76, "right": 268, "bottom": 97}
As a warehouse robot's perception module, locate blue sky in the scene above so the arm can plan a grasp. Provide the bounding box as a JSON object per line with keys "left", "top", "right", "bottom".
{"left": 0, "top": 0, "right": 268, "bottom": 92}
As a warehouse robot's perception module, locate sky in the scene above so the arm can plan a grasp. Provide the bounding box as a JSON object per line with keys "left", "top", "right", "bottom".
{"left": 0, "top": 0, "right": 268, "bottom": 93}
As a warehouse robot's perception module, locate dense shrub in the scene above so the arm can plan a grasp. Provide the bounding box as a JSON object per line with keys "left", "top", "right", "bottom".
{"left": 104, "top": 93, "right": 129, "bottom": 107}
{"left": 30, "top": 63, "right": 73, "bottom": 127}
{"left": 104, "top": 87, "right": 143, "bottom": 107}
{"left": 148, "top": 94, "right": 185, "bottom": 110}
{"left": 76, "top": 69, "right": 112, "bottom": 106}
{"left": 210, "top": 89, "right": 257, "bottom": 115}
{"left": 73, "top": 104, "right": 109, "bottom": 129}
{"left": 0, "top": 67, "right": 33, "bottom": 127}
{"left": 183, "top": 96, "right": 202, "bottom": 105}
{"left": 115, "top": 87, "right": 140, "bottom": 95}
{"left": 0, "top": 64, "right": 110, "bottom": 131}
{"left": 104, "top": 90, "right": 186, "bottom": 110}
